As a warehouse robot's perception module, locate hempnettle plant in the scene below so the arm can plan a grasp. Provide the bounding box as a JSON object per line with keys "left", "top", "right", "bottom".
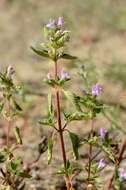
{"left": 0, "top": 17, "right": 126, "bottom": 190}
{"left": 31, "top": 17, "right": 126, "bottom": 190}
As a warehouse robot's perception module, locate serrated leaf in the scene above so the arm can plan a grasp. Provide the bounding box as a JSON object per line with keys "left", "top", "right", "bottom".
{"left": 31, "top": 46, "right": 49, "bottom": 58}
{"left": 14, "top": 126, "right": 22, "bottom": 145}
{"left": 88, "top": 136, "right": 99, "bottom": 145}
{"left": 64, "top": 111, "right": 92, "bottom": 122}
{"left": 39, "top": 116, "right": 56, "bottom": 127}
{"left": 60, "top": 53, "right": 77, "bottom": 60}
{"left": 69, "top": 132, "right": 80, "bottom": 160}
{"left": 101, "top": 145, "right": 115, "bottom": 162}
{"left": 48, "top": 138, "right": 54, "bottom": 164}
{"left": 63, "top": 90, "right": 81, "bottom": 111}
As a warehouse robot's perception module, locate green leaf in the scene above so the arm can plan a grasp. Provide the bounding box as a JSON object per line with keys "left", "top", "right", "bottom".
{"left": 31, "top": 46, "right": 49, "bottom": 58}
{"left": 0, "top": 150, "right": 6, "bottom": 163}
{"left": 56, "top": 160, "right": 75, "bottom": 176}
{"left": 48, "top": 93, "right": 54, "bottom": 115}
{"left": 12, "top": 99, "right": 22, "bottom": 111}
{"left": 63, "top": 90, "right": 81, "bottom": 111}
{"left": 56, "top": 165, "right": 65, "bottom": 175}
{"left": 59, "top": 53, "right": 77, "bottom": 60}
{"left": 13, "top": 126, "right": 22, "bottom": 145}
{"left": 10, "top": 161, "right": 19, "bottom": 171}
{"left": 100, "top": 145, "right": 115, "bottom": 163}
{"left": 48, "top": 138, "right": 54, "bottom": 164}
{"left": 69, "top": 132, "right": 80, "bottom": 160}
{"left": 39, "top": 115, "right": 56, "bottom": 127}
{"left": 0, "top": 102, "right": 4, "bottom": 113}
{"left": 8, "top": 158, "right": 22, "bottom": 172}
{"left": 64, "top": 111, "right": 93, "bottom": 122}
{"left": 66, "top": 160, "right": 74, "bottom": 176}
{"left": 88, "top": 136, "right": 99, "bottom": 145}
{"left": 17, "top": 171, "right": 31, "bottom": 178}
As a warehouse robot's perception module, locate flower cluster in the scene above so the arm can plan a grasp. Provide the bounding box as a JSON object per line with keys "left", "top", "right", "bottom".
{"left": 83, "top": 84, "right": 103, "bottom": 97}
{"left": 47, "top": 69, "right": 70, "bottom": 80}
{"left": 45, "top": 17, "right": 70, "bottom": 47}
{"left": 92, "top": 84, "right": 103, "bottom": 96}
{"left": 46, "top": 17, "right": 65, "bottom": 29}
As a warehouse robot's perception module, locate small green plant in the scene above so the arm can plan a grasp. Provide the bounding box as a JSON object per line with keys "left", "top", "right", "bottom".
{"left": 0, "top": 66, "right": 31, "bottom": 190}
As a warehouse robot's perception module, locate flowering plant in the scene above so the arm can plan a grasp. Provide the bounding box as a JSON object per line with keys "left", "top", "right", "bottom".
{"left": 31, "top": 17, "right": 126, "bottom": 190}
{"left": 0, "top": 17, "right": 126, "bottom": 190}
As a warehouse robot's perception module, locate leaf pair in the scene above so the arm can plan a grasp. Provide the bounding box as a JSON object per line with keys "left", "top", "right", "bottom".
{"left": 31, "top": 46, "right": 77, "bottom": 60}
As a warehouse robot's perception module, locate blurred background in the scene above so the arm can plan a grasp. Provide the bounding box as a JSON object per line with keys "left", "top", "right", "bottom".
{"left": 0, "top": 0, "right": 126, "bottom": 189}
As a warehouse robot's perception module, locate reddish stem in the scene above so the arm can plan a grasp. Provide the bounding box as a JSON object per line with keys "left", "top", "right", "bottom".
{"left": 6, "top": 100, "right": 11, "bottom": 148}
{"left": 55, "top": 60, "right": 71, "bottom": 190}
{"left": 88, "top": 119, "right": 94, "bottom": 182}
{"left": 108, "top": 139, "right": 126, "bottom": 189}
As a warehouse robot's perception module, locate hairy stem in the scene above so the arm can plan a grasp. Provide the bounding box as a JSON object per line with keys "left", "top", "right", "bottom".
{"left": 108, "top": 139, "right": 126, "bottom": 189}
{"left": 7, "top": 100, "right": 11, "bottom": 148}
{"left": 88, "top": 119, "right": 94, "bottom": 182}
{"left": 54, "top": 59, "right": 71, "bottom": 190}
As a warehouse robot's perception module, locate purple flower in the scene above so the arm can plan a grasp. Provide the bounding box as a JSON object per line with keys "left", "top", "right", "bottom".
{"left": 47, "top": 73, "right": 52, "bottom": 80}
{"left": 46, "top": 20, "right": 56, "bottom": 29}
{"left": 98, "top": 159, "right": 106, "bottom": 169}
{"left": 119, "top": 169, "right": 126, "bottom": 180}
{"left": 57, "top": 17, "right": 65, "bottom": 26}
{"left": 7, "top": 65, "right": 15, "bottom": 78}
{"left": 92, "top": 84, "right": 103, "bottom": 96}
{"left": 99, "top": 128, "right": 108, "bottom": 138}
{"left": 60, "top": 70, "right": 70, "bottom": 80}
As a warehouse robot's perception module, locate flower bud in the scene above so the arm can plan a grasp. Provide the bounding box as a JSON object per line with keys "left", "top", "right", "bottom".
{"left": 46, "top": 20, "right": 56, "bottom": 29}
{"left": 98, "top": 159, "right": 106, "bottom": 169}
{"left": 47, "top": 73, "right": 52, "bottom": 80}
{"left": 57, "top": 17, "right": 65, "bottom": 26}
{"left": 99, "top": 128, "right": 108, "bottom": 138}
{"left": 60, "top": 70, "right": 70, "bottom": 80}
{"left": 119, "top": 169, "right": 126, "bottom": 180}
{"left": 7, "top": 65, "right": 15, "bottom": 78}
